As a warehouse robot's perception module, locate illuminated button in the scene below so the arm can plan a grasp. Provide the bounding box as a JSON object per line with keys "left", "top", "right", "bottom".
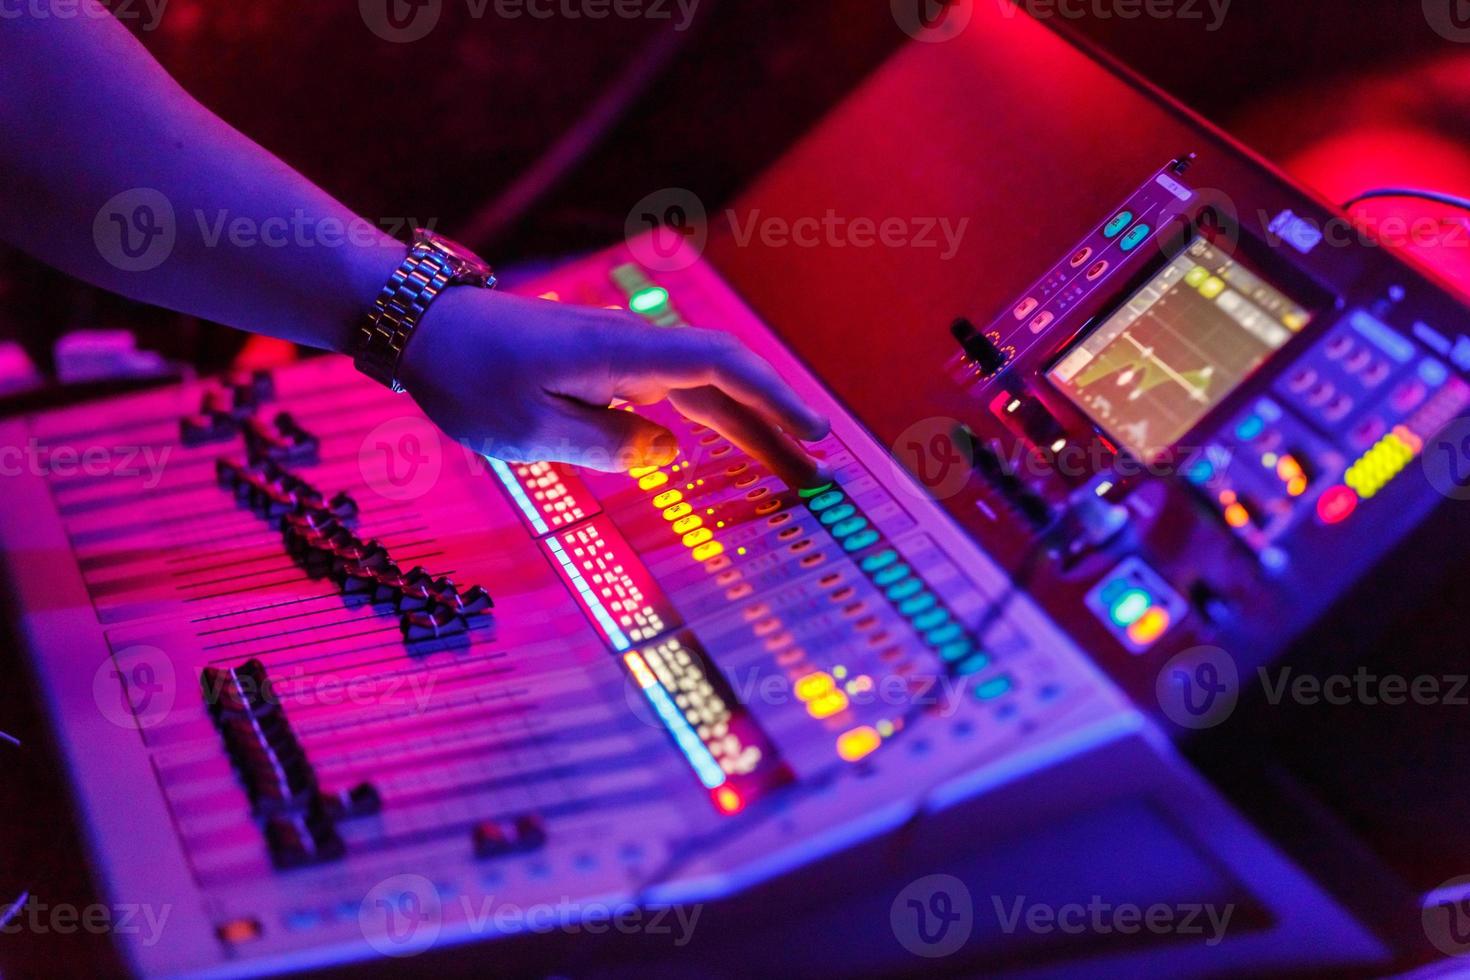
{"left": 1126, "top": 607, "right": 1171, "bottom": 646}
{"left": 1316, "top": 485, "right": 1358, "bottom": 525}
{"left": 1420, "top": 358, "right": 1450, "bottom": 387}
{"left": 1185, "top": 457, "right": 1216, "bottom": 485}
{"left": 872, "top": 562, "right": 911, "bottom": 587}
{"left": 628, "top": 286, "right": 671, "bottom": 316}
{"left": 911, "top": 607, "right": 949, "bottom": 631}
{"left": 925, "top": 622, "right": 964, "bottom": 646}
{"left": 836, "top": 726, "right": 882, "bottom": 762}
{"left": 1108, "top": 588, "right": 1152, "bottom": 627}
{"left": 1198, "top": 276, "right": 1226, "bottom": 300}
{"left": 974, "top": 674, "right": 1014, "bottom": 700}
{"left": 795, "top": 672, "right": 835, "bottom": 701}
{"left": 692, "top": 541, "right": 725, "bottom": 561}
{"left": 1286, "top": 367, "right": 1317, "bottom": 394}
{"left": 954, "top": 652, "right": 990, "bottom": 676}
{"left": 1360, "top": 360, "right": 1392, "bottom": 388}
{"left": 1306, "top": 382, "right": 1336, "bottom": 408}
{"left": 798, "top": 482, "right": 834, "bottom": 499}
{"left": 1349, "top": 416, "right": 1387, "bottom": 449}
{"left": 1013, "top": 297, "right": 1039, "bottom": 320}
{"left": 673, "top": 515, "right": 703, "bottom": 534}
{"left": 831, "top": 515, "right": 868, "bottom": 537}
{"left": 714, "top": 786, "right": 744, "bottom": 814}
{"left": 663, "top": 502, "right": 692, "bottom": 520}
{"left": 1086, "top": 259, "right": 1110, "bottom": 281}
{"left": 653, "top": 490, "right": 683, "bottom": 508}
{"left": 638, "top": 471, "right": 669, "bottom": 491}
{"left": 809, "top": 490, "right": 844, "bottom": 511}
{"left": 1391, "top": 379, "right": 1428, "bottom": 413}
{"left": 216, "top": 918, "right": 263, "bottom": 945}
{"left": 861, "top": 550, "right": 899, "bottom": 573}
{"left": 1119, "top": 223, "right": 1151, "bottom": 251}
{"left": 885, "top": 577, "right": 923, "bottom": 601}
{"left": 939, "top": 639, "right": 975, "bottom": 663}
{"left": 1323, "top": 395, "right": 1355, "bottom": 423}
{"left": 1234, "top": 415, "right": 1266, "bottom": 441}
{"left": 1028, "top": 311, "right": 1055, "bottom": 334}
{"left": 1103, "top": 211, "right": 1133, "bottom": 238}
{"left": 1184, "top": 265, "right": 1210, "bottom": 288}
{"left": 1069, "top": 246, "right": 1093, "bottom": 268}
{"left": 629, "top": 465, "right": 658, "bottom": 479}
{"left": 682, "top": 528, "right": 713, "bottom": 548}
{"left": 808, "top": 688, "right": 850, "bottom": 719}
{"left": 818, "top": 503, "right": 857, "bottom": 525}
{"left": 899, "top": 592, "right": 937, "bottom": 616}
{"left": 843, "top": 529, "right": 880, "bottom": 551}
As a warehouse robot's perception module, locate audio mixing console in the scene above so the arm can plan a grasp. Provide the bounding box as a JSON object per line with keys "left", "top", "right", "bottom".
{"left": 7, "top": 6, "right": 1470, "bottom": 978}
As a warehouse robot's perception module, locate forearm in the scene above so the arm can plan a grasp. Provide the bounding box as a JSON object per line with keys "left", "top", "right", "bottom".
{"left": 0, "top": 3, "right": 405, "bottom": 353}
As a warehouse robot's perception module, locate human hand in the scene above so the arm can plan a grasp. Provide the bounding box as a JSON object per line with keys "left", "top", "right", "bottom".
{"left": 397, "top": 288, "right": 832, "bottom": 486}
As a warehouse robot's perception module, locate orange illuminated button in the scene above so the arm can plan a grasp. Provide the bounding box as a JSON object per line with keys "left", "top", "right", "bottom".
{"left": 1125, "top": 606, "right": 1171, "bottom": 647}
{"left": 836, "top": 725, "right": 882, "bottom": 762}
{"left": 1316, "top": 485, "right": 1358, "bottom": 525}
{"left": 216, "top": 918, "right": 263, "bottom": 945}
{"left": 714, "top": 786, "right": 744, "bottom": 814}
{"left": 808, "top": 689, "right": 850, "bottom": 719}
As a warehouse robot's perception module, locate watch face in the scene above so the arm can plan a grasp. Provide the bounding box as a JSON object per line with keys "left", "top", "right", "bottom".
{"left": 417, "top": 230, "right": 493, "bottom": 279}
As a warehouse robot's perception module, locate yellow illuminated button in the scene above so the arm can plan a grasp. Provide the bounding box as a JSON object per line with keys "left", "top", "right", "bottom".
{"left": 691, "top": 541, "right": 725, "bottom": 562}
{"left": 673, "top": 515, "right": 704, "bottom": 534}
{"left": 836, "top": 725, "right": 882, "bottom": 762}
{"left": 663, "top": 502, "right": 692, "bottom": 521}
{"left": 1198, "top": 276, "right": 1226, "bottom": 300}
{"left": 682, "top": 527, "right": 714, "bottom": 548}
{"left": 795, "top": 672, "right": 835, "bottom": 702}
{"left": 1126, "top": 607, "right": 1171, "bottom": 646}
{"left": 629, "top": 465, "right": 658, "bottom": 479}
{"left": 1184, "top": 265, "right": 1209, "bottom": 288}
{"left": 808, "top": 689, "right": 849, "bottom": 719}
{"left": 639, "top": 471, "right": 669, "bottom": 491}
{"left": 653, "top": 489, "right": 683, "bottom": 508}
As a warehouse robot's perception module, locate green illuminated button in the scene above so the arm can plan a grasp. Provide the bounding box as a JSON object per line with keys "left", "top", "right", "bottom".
{"left": 925, "top": 622, "right": 964, "bottom": 646}
{"left": 911, "top": 607, "right": 949, "bottom": 632}
{"left": 872, "top": 562, "right": 911, "bottom": 587}
{"left": 842, "top": 529, "right": 880, "bottom": 552}
{"left": 819, "top": 503, "right": 856, "bottom": 525}
{"left": 1103, "top": 211, "right": 1134, "bottom": 238}
{"left": 899, "top": 592, "right": 937, "bottom": 617}
{"left": 799, "top": 483, "right": 835, "bottom": 499}
{"left": 809, "top": 490, "right": 844, "bottom": 511}
{"left": 628, "top": 286, "right": 670, "bottom": 316}
{"left": 939, "top": 639, "right": 975, "bottom": 663}
{"left": 1108, "top": 588, "right": 1152, "bottom": 628}
{"left": 1119, "top": 224, "right": 1151, "bottom": 251}
{"left": 831, "top": 516, "right": 869, "bottom": 537}
{"left": 861, "top": 550, "right": 899, "bottom": 573}
{"left": 885, "top": 577, "right": 923, "bottom": 602}
{"left": 954, "top": 651, "right": 991, "bottom": 675}
{"left": 974, "top": 674, "right": 1014, "bottom": 700}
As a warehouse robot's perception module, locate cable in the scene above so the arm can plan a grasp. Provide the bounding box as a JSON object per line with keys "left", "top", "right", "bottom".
{"left": 1343, "top": 187, "right": 1470, "bottom": 215}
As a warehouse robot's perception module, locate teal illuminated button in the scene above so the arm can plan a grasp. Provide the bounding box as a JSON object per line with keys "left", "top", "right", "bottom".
{"left": 974, "top": 674, "right": 1014, "bottom": 700}
{"left": 911, "top": 607, "right": 949, "bottom": 632}
{"left": 885, "top": 577, "right": 923, "bottom": 602}
{"left": 939, "top": 639, "right": 975, "bottom": 663}
{"left": 899, "top": 592, "right": 937, "bottom": 617}
{"left": 831, "top": 515, "right": 869, "bottom": 537}
{"left": 953, "top": 651, "right": 991, "bottom": 675}
{"left": 861, "top": 550, "right": 899, "bottom": 573}
{"left": 628, "top": 286, "right": 670, "bottom": 316}
{"left": 1234, "top": 415, "right": 1266, "bottom": 441}
{"left": 1185, "top": 457, "right": 1215, "bottom": 485}
{"left": 1108, "top": 588, "right": 1152, "bottom": 627}
{"left": 799, "top": 483, "right": 835, "bottom": 499}
{"left": 1119, "top": 224, "right": 1151, "bottom": 251}
{"left": 1098, "top": 577, "right": 1130, "bottom": 607}
{"left": 872, "top": 562, "right": 911, "bottom": 587}
{"left": 925, "top": 622, "right": 964, "bottom": 646}
{"left": 842, "top": 529, "right": 880, "bottom": 551}
{"left": 809, "top": 490, "right": 844, "bottom": 511}
{"left": 818, "top": 503, "right": 856, "bottom": 526}
{"left": 1103, "top": 211, "right": 1133, "bottom": 238}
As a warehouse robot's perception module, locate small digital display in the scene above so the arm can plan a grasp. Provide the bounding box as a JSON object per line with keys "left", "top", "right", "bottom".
{"left": 1047, "top": 236, "right": 1313, "bottom": 461}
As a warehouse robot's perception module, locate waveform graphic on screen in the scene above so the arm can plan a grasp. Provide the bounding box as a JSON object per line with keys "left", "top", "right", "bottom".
{"left": 1048, "top": 236, "right": 1311, "bottom": 460}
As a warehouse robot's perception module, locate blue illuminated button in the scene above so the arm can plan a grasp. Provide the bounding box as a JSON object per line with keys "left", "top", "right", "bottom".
{"left": 831, "top": 515, "right": 869, "bottom": 537}
{"left": 873, "top": 562, "right": 910, "bottom": 587}
{"left": 885, "top": 577, "right": 923, "bottom": 601}
{"left": 1234, "top": 415, "right": 1266, "bottom": 441}
{"left": 939, "top": 639, "right": 975, "bottom": 663}
{"left": 818, "top": 503, "right": 856, "bottom": 525}
{"left": 911, "top": 607, "right": 950, "bottom": 631}
{"left": 1420, "top": 358, "right": 1449, "bottom": 387}
{"left": 1185, "top": 457, "right": 1216, "bottom": 485}
{"left": 899, "top": 592, "right": 937, "bottom": 616}
{"left": 1104, "top": 211, "right": 1134, "bottom": 238}
{"left": 1120, "top": 224, "right": 1151, "bottom": 251}
{"left": 809, "top": 490, "right": 844, "bottom": 511}
{"left": 861, "top": 550, "right": 898, "bottom": 573}
{"left": 842, "top": 529, "right": 880, "bottom": 551}
{"left": 974, "top": 674, "right": 1014, "bottom": 700}
{"left": 925, "top": 622, "right": 964, "bottom": 646}
{"left": 954, "top": 651, "right": 991, "bottom": 675}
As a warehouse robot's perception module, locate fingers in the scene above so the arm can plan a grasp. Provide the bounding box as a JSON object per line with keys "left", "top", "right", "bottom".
{"left": 531, "top": 397, "right": 679, "bottom": 473}
{"left": 669, "top": 386, "right": 831, "bottom": 490}
{"left": 607, "top": 325, "right": 830, "bottom": 443}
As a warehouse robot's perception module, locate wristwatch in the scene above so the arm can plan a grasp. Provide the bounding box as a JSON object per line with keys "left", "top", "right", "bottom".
{"left": 353, "top": 228, "right": 497, "bottom": 392}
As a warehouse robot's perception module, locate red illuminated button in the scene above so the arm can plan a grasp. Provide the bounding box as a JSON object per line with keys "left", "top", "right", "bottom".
{"left": 1069, "top": 246, "right": 1093, "bottom": 268}
{"left": 1029, "top": 311, "right": 1055, "bottom": 334}
{"left": 1014, "top": 297, "right": 1039, "bottom": 320}
{"left": 1317, "top": 485, "right": 1358, "bottom": 525}
{"left": 1086, "top": 260, "right": 1110, "bottom": 281}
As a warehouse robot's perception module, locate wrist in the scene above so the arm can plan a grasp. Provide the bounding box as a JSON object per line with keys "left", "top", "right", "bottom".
{"left": 329, "top": 235, "right": 411, "bottom": 356}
